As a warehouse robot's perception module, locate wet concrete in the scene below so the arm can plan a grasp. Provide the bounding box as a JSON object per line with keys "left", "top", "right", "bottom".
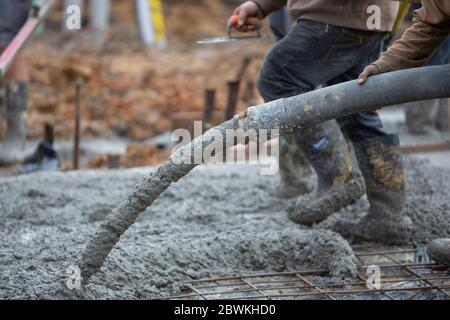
{"left": 0, "top": 156, "right": 449, "bottom": 299}
{"left": 0, "top": 165, "right": 356, "bottom": 299}
{"left": 412, "top": 151, "right": 450, "bottom": 170}
{"left": 318, "top": 157, "right": 450, "bottom": 245}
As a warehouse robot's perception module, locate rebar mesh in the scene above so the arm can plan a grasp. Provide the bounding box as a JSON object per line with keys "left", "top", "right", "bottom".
{"left": 161, "top": 248, "right": 450, "bottom": 300}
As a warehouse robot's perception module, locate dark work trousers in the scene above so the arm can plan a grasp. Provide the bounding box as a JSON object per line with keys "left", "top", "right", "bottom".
{"left": 257, "top": 19, "right": 389, "bottom": 144}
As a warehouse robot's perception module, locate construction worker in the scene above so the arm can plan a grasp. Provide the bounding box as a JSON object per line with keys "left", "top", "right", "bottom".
{"left": 358, "top": 0, "right": 450, "bottom": 266}
{"left": 404, "top": 38, "right": 450, "bottom": 135}
{"left": 230, "top": 0, "right": 413, "bottom": 244}
{"left": 268, "top": 8, "right": 315, "bottom": 198}
{"left": 267, "top": 3, "right": 411, "bottom": 200}
{"left": 396, "top": 3, "right": 450, "bottom": 135}
{"left": 0, "top": 0, "right": 32, "bottom": 164}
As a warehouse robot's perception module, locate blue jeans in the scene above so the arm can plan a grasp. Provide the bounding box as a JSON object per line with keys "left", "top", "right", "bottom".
{"left": 257, "top": 19, "right": 389, "bottom": 143}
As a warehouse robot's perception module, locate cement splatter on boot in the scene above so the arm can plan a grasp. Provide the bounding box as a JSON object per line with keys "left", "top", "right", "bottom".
{"left": 427, "top": 239, "right": 450, "bottom": 268}
{"left": 334, "top": 134, "right": 413, "bottom": 245}
{"left": 277, "top": 134, "right": 314, "bottom": 199}
{"left": 288, "top": 120, "right": 365, "bottom": 225}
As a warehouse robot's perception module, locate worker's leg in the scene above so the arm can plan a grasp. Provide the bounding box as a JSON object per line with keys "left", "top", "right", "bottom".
{"left": 436, "top": 98, "right": 450, "bottom": 132}
{"left": 433, "top": 39, "right": 450, "bottom": 133}
{"left": 331, "top": 48, "right": 412, "bottom": 244}
{"left": 277, "top": 133, "right": 314, "bottom": 198}
{"left": 334, "top": 134, "right": 412, "bottom": 244}
{"left": 405, "top": 100, "right": 440, "bottom": 135}
{"left": 257, "top": 20, "right": 387, "bottom": 224}
{"left": 0, "top": 0, "right": 31, "bottom": 164}
{"left": 405, "top": 37, "right": 450, "bottom": 134}
{"left": 267, "top": 7, "right": 291, "bottom": 41}
{"left": 267, "top": 9, "right": 313, "bottom": 198}
{"left": 0, "top": 78, "right": 5, "bottom": 130}
{"left": 287, "top": 120, "right": 365, "bottom": 225}
{"left": 5, "top": 77, "right": 28, "bottom": 141}
{"left": 0, "top": 56, "right": 29, "bottom": 164}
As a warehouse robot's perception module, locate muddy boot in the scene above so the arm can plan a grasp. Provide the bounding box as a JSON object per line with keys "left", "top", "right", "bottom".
{"left": 287, "top": 120, "right": 365, "bottom": 225}
{"left": 436, "top": 98, "right": 450, "bottom": 133}
{"left": 334, "top": 134, "right": 413, "bottom": 245}
{"left": 404, "top": 100, "right": 440, "bottom": 135}
{"left": 277, "top": 134, "right": 315, "bottom": 199}
{"left": 0, "top": 81, "right": 28, "bottom": 165}
{"left": 0, "top": 82, "right": 5, "bottom": 129}
{"left": 427, "top": 239, "right": 450, "bottom": 268}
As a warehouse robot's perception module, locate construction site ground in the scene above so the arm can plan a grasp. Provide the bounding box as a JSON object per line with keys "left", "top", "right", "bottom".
{"left": 1, "top": 155, "right": 450, "bottom": 299}
{"left": 1, "top": 1, "right": 450, "bottom": 300}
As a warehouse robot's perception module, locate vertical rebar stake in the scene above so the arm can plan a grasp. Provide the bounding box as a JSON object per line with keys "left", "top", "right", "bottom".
{"left": 44, "top": 123, "right": 54, "bottom": 145}
{"left": 243, "top": 79, "right": 256, "bottom": 106}
{"left": 73, "top": 80, "right": 82, "bottom": 170}
{"left": 203, "top": 88, "right": 216, "bottom": 129}
{"left": 225, "top": 80, "right": 240, "bottom": 121}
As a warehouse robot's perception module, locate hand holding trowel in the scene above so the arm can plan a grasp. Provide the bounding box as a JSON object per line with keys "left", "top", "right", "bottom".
{"left": 197, "top": 1, "right": 273, "bottom": 44}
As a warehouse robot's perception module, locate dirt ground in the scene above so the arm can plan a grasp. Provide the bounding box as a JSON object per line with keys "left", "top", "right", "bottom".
{"left": 0, "top": 156, "right": 449, "bottom": 299}
{"left": 0, "top": 0, "right": 274, "bottom": 170}
{"left": 20, "top": 0, "right": 269, "bottom": 142}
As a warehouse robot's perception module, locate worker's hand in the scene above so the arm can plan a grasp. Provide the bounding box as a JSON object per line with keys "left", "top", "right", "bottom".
{"left": 357, "top": 64, "right": 380, "bottom": 85}
{"left": 230, "top": 1, "right": 264, "bottom": 33}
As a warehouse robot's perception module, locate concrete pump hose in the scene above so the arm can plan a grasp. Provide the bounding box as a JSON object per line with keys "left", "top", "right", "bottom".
{"left": 77, "top": 65, "right": 450, "bottom": 285}
{"left": 244, "top": 65, "right": 450, "bottom": 135}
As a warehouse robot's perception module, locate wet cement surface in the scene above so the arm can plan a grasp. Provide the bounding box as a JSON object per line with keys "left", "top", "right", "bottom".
{"left": 0, "top": 157, "right": 449, "bottom": 299}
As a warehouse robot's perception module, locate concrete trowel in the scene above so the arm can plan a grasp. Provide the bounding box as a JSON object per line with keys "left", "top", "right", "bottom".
{"left": 197, "top": 15, "right": 273, "bottom": 44}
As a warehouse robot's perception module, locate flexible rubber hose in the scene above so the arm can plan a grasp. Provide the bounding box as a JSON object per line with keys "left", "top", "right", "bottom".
{"left": 78, "top": 65, "right": 450, "bottom": 283}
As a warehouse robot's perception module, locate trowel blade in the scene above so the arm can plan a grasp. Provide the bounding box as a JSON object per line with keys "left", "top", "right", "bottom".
{"left": 197, "top": 34, "right": 273, "bottom": 45}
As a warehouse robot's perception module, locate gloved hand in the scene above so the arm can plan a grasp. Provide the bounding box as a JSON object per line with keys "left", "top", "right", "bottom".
{"left": 229, "top": 1, "right": 264, "bottom": 33}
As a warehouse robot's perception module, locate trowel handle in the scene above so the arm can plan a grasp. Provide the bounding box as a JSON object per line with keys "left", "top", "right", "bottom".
{"left": 227, "top": 15, "right": 262, "bottom": 36}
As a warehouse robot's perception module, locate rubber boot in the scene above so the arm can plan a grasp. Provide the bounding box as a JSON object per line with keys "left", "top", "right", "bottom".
{"left": 334, "top": 134, "right": 413, "bottom": 245}
{"left": 404, "top": 100, "right": 440, "bottom": 135}
{"left": 0, "top": 81, "right": 28, "bottom": 165}
{"left": 0, "top": 81, "right": 5, "bottom": 130}
{"left": 427, "top": 239, "right": 450, "bottom": 268}
{"left": 436, "top": 98, "right": 450, "bottom": 133}
{"left": 287, "top": 120, "right": 365, "bottom": 225}
{"left": 277, "top": 134, "right": 315, "bottom": 199}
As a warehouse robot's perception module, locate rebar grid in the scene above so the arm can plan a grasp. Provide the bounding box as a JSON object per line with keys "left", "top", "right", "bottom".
{"left": 162, "top": 249, "right": 450, "bottom": 300}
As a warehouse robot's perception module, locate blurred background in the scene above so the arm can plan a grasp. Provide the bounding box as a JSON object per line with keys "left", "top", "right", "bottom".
{"left": 0, "top": 0, "right": 272, "bottom": 174}
{"left": 0, "top": 0, "right": 448, "bottom": 176}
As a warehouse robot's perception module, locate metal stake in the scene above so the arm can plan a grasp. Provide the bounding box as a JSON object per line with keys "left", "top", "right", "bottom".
{"left": 203, "top": 89, "right": 216, "bottom": 129}
{"left": 73, "top": 80, "right": 82, "bottom": 170}
{"left": 44, "top": 123, "right": 54, "bottom": 145}
{"left": 224, "top": 80, "right": 240, "bottom": 121}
